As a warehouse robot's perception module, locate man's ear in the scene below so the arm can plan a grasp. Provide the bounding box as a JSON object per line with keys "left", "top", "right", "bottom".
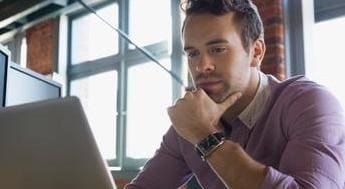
{"left": 250, "top": 38, "right": 266, "bottom": 67}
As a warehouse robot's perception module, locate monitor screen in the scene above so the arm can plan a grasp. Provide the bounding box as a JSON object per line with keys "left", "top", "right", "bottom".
{"left": 5, "top": 63, "right": 61, "bottom": 106}
{"left": 0, "top": 45, "right": 9, "bottom": 107}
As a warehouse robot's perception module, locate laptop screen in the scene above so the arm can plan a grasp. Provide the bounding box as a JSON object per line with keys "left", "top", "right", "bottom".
{"left": 0, "top": 97, "right": 116, "bottom": 189}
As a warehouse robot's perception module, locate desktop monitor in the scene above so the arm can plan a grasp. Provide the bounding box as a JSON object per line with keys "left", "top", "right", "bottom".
{"left": 0, "top": 44, "right": 10, "bottom": 107}
{"left": 5, "top": 63, "right": 62, "bottom": 106}
{"left": 0, "top": 43, "right": 61, "bottom": 107}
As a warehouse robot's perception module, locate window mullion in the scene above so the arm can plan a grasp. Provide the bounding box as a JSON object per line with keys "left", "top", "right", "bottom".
{"left": 171, "top": 0, "right": 183, "bottom": 101}
{"left": 116, "top": 0, "right": 129, "bottom": 168}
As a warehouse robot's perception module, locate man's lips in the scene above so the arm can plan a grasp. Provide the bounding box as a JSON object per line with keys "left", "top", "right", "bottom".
{"left": 196, "top": 80, "right": 223, "bottom": 91}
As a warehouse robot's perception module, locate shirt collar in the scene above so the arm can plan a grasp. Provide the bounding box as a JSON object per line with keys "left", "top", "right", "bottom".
{"left": 238, "top": 71, "right": 271, "bottom": 129}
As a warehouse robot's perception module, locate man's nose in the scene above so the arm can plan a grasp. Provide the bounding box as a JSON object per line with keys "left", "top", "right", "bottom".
{"left": 195, "top": 54, "right": 215, "bottom": 73}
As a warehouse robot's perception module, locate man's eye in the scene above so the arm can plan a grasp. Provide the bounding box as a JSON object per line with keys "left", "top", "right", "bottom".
{"left": 187, "top": 51, "right": 199, "bottom": 58}
{"left": 211, "top": 47, "right": 226, "bottom": 53}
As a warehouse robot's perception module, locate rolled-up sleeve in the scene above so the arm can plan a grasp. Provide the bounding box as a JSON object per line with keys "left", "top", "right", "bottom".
{"left": 125, "top": 127, "right": 191, "bottom": 189}
{"left": 261, "top": 86, "right": 345, "bottom": 189}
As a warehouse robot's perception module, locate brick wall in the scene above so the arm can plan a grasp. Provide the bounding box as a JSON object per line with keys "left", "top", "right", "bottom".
{"left": 26, "top": 18, "right": 58, "bottom": 75}
{"left": 253, "top": 0, "right": 285, "bottom": 80}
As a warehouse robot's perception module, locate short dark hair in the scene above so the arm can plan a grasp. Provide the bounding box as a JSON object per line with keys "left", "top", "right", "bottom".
{"left": 181, "top": 0, "right": 264, "bottom": 52}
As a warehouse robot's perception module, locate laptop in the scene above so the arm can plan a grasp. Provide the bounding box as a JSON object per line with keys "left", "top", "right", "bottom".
{"left": 0, "top": 96, "right": 117, "bottom": 189}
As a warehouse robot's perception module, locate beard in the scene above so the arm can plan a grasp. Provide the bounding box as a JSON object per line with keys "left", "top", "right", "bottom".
{"left": 194, "top": 72, "right": 232, "bottom": 103}
{"left": 204, "top": 82, "right": 232, "bottom": 103}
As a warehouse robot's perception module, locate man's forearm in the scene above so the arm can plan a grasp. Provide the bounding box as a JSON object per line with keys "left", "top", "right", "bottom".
{"left": 206, "top": 140, "right": 267, "bottom": 189}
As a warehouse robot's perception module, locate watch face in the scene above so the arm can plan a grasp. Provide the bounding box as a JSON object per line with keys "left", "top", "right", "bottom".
{"left": 200, "top": 135, "right": 218, "bottom": 152}
{"left": 196, "top": 133, "right": 224, "bottom": 156}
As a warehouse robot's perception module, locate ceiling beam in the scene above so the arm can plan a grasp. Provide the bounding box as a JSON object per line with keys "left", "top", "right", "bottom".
{"left": 0, "top": 0, "right": 111, "bottom": 42}
{"left": 0, "top": 0, "right": 58, "bottom": 29}
{"left": 53, "top": 0, "right": 68, "bottom": 7}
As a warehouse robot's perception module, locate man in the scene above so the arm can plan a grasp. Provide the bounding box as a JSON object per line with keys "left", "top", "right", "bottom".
{"left": 126, "top": 0, "right": 345, "bottom": 188}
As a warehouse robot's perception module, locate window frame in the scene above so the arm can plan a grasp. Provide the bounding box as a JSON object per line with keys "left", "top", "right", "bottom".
{"left": 314, "top": 0, "right": 345, "bottom": 22}
{"left": 284, "top": 0, "right": 345, "bottom": 77}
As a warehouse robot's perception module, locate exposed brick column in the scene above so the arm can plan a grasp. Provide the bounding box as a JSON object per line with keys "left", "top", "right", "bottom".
{"left": 26, "top": 18, "right": 58, "bottom": 75}
{"left": 253, "top": 0, "right": 285, "bottom": 80}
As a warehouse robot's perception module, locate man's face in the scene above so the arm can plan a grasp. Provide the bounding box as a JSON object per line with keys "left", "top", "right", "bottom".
{"left": 183, "top": 12, "right": 258, "bottom": 103}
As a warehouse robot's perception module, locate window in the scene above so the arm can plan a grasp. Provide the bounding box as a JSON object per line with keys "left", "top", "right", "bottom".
{"left": 129, "top": 0, "right": 172, "bottom": 48}
{"left": 20, "top": 37, "right": 27, "bottom": 68}
{"left": 307, "top": 16, "right": 345, "bottom": 109}
{"left": 126, "top": 59, "right": 172, "bottom": 159}
{"left": 285, "top": 0, "right": 345, "bottom": 109}
{"left": 67, "top": 0, "right": 183, "bottom": 169}
{"left": 2, "top": 34, "right": 27, "bottom": 66}
{"left": 71, "top": 3, "right": 119, "bottom": 64}
{"left": 70, "top": 70, "right": 118, "bottom": 159}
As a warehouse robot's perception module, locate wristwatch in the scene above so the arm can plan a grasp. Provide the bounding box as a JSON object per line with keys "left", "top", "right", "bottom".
{"left": 195, "top": 132, "right": 226, "bottom": 161}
